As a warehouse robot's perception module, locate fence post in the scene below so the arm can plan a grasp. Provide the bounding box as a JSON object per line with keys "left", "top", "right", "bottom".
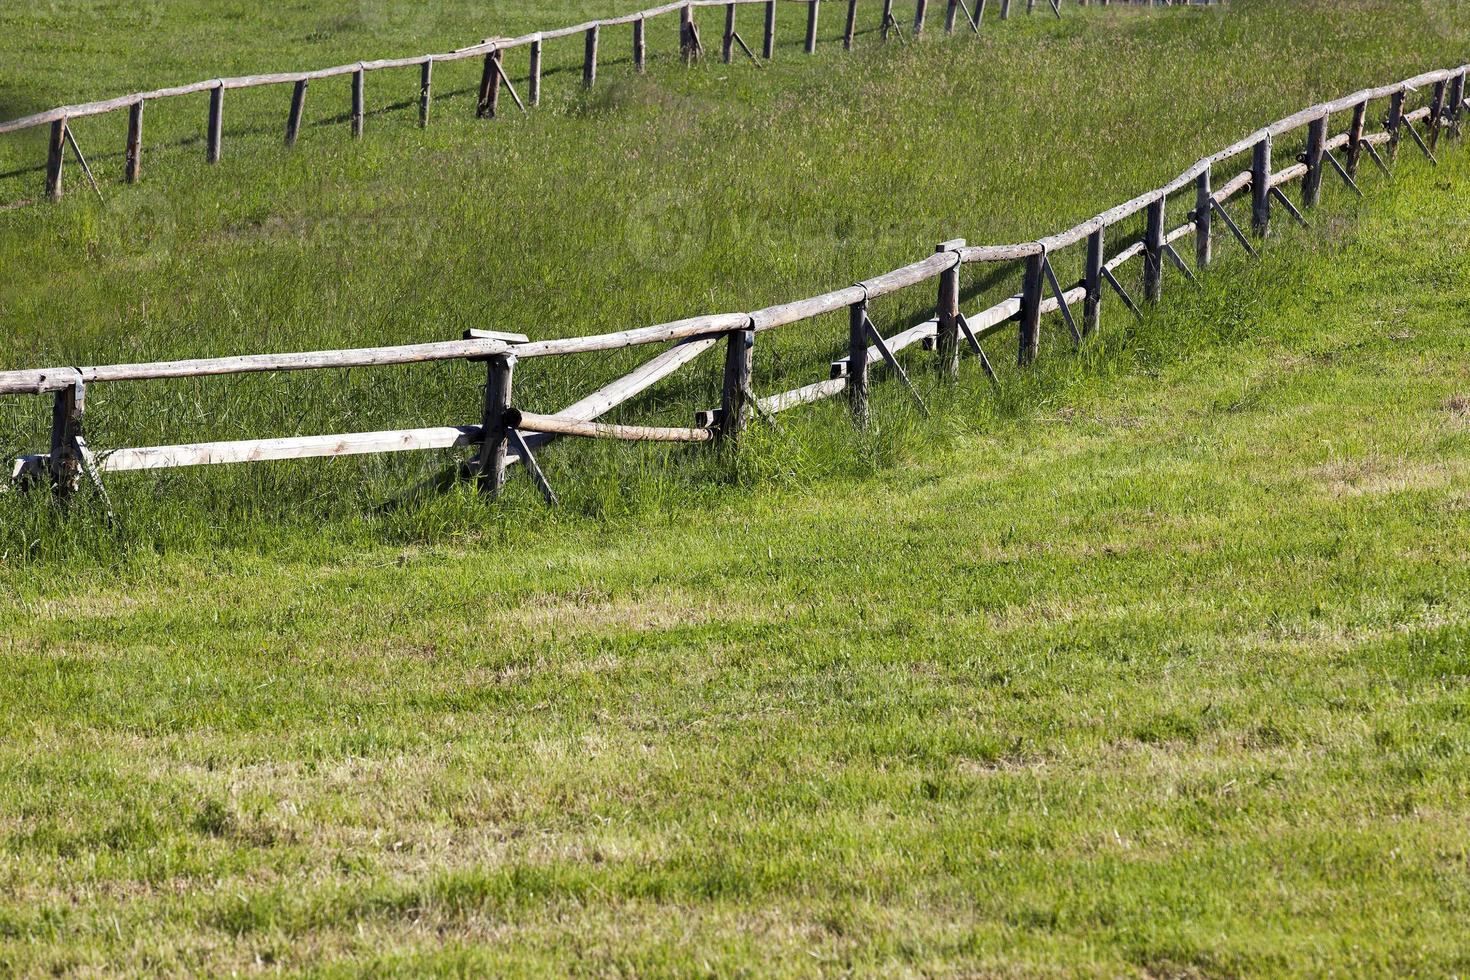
{"left": 682, "top": 5, "right": 697, "bottom": 63}
{"left": 478, "top": 49, "right": 503, "bottom": 117}
{"left": 476, "top": 354, "right": 515, "bottom": 495}
{"left": 882, "top": 0, "right": 895, "bottom": 38}
{"left": 848, "top": 297, "right": 870, "bottom": 428}
{"left": 763, "top": 1, "right": 777, "bottom": 58}
{"left": 635, "top": 18, "right": 647, "bottom": 72}
{"left": 419, "top": 60, "right": 433, "bottom": 126}
{"left": 529, "top": 39, "right": 542, "bottom": 105}
{"left": 1385, "top": 89, "right": 1405, "bottom": 163}
{"left": 1428, "top": 79, "right": 1447, "bottom": 150}
{"left": 45, "top": 119, "right": 66, "bottom": 200}
{"left": 207, "top": 84, "right": 223, "bottom": 163}
{"left": 1251, "top": 134, "right": 1271, "bottom": 237}
{"left": 806, "top": 0, "right": 820, "bottom": 53}
{"left": 351, "top": 69, "right": 365, "bottom": 139}
{"left": 1193, "top": 170, "right": 1211, "bottom": 271}
{"left": 844, "top": 0, "right": 859, "bottom": 48}
{"left": 584, "top": 25, "right": 600, "bottom": 87}
{"left": 935, "top": 239, "right": 964, "bottom": 379}
{"left": 1018, "top": 253, "right": 1044, "bottom": 366}
{"left": 1142, "top": 195, "right": 1165, "bottom": 303}
{"left": 1000, "top": 0, "right": 1011, "bottom": 18}
{"left": 1345, "top": 100, "right": 1367, "bottom": 178}
{"left": 914, "top": 0, "right": 928, "bottom": 35}
{"left": 286, "top": 80, "right": 308, "bottom": 146}
{"left": 49, "top": 378, "right": 84, "bottom": 501}
{"left": 1083, "top": 229, "right": 1104, "bottom": 336}
{"left": 1447, "top": 72, "right": 1466, "bottom": 138}
{"left": 1301, "top": 114, "right": 1325, "bottom": 208}
{"left": 724, "top": 3, "right": 737, "bottom": 62}
{"left": 718, "top": 328, "right": 754, "bottom": 444}
{"left": 125, "top": 101, "right": 144, "bottom": 183}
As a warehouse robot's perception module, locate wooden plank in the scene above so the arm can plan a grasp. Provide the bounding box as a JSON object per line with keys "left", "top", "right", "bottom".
{"left": 96, "top": 426, "right": 481, "bottom": 472}
{"left": 125, "top": 101, "right": 143, "bottom": 183}
{"left": 0, "top": 337, "right": 517, "bottom": 395}
{"left": 510, "top": 410, "right": 714, "bottom": 443}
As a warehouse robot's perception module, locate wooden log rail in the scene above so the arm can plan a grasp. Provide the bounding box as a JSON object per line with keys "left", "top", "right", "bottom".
{"left": 5, "top": 59, "right": 1467, "bottom": 505}
{"left": 6, "top": 0, "right": 1096, "bottom": 205}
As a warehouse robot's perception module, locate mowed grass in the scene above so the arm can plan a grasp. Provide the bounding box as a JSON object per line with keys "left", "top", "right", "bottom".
{"left": 0, "top": 0, "right": 1468, "bottom": 559}
{"left": 4, "top": 0, "right": 1470, "bottom": 974}
{"left": 2, "top": 154, "right": 1470, "bottom": 974}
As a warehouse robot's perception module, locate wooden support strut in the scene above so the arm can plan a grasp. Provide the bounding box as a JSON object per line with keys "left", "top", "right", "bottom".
{"left": 864, "top": 313, "right": 930, "bottom": 416}
{"left": 1040, "top": 252, "right": 1082, "bottom": 345}
{"left": 1210, "top": 198, "right": 1258, "bottom": 258}
{"left": 1100, "top": 266, "right": 1142, "bottom": 321}
{"left": 507, "top": 428, "right": 559, "bottom": 506}
{"left": 955, "top": 313, "right": 999, "bottom": 385}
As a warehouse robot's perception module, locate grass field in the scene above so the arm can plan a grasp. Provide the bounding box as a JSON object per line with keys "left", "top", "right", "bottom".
{"left": 3, "top": 0, "right": 1470, "bottom": 974}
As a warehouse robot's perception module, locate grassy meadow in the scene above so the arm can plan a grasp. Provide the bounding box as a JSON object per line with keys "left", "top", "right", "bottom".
{"left": 3, "top": 0, "right": 1470, "bottom": 974}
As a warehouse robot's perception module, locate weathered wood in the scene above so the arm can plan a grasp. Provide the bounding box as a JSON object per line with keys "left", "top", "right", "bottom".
{"left": 844, "top": 0, "right": 859, "bottom": 48}
{"left": 1143, "top": 195, "right": 1165, "bottom": 302}
{"left": 206, "top": 85, "right": 223, "bottom": 163}
{"left": 717, "top": 329, "right": 754, "bottom": 443}
{"left": 350, "top": 69, "right": 365, "bottom": 139}
{"left": 1322, "top": 148, "right": 1362, "bottom": 198}
{"left": 0, "top": 338, "right": 518, "bottom": 395}
{"left": 1345, "top": 100, "right": 1367, "bottom": 178}
{"left": 125, "top": 101, "right": 143, "bottom": 183}
{"left": 49, "top": 378, "right": 84, "bottom": 499}
{"left": 881, "top": 0, "right": 895, "bottom": 38}
{"left": 863, "top": 314, "right": 929, "bottom": 416}
{"left": 848, "top": 297, "right": 869, "bottom": 427}
{"left": 1250, "top": 134, "right": 1271, "bottom": 237}
{"left": 935, "top": 240, "right": 964, "bottom": 378}
{"left": 1083, "top": 228, "right": 1104, "bottom": 336}
{"left": 476, "top": 354, "right": 515, "bottom": 494}
{"left": 1193, "top": 170, "right": 1212, "bottom": 270}
{"left": 763, "top": 0, "right": 776, "bottom": 58}
{"left": 62, "top": 125, "right": 103, "bottom": 203}
{"left": 1300, "top": 114, "right": 1326, "bottom": 207}
{"left": 584, "top": 25, "right": 600, "bottom": 87}
{"left": 529, "top": 39, "right": 542, "bottom": 104}
{"left": 419, "top": 60, "right": 433, "bottom": 126}
{"left": 1385, "top": 89, "right": 1405, "bottom": 163}
{"left": 1041, "top": 255, "right": 1082, "bottom": 345}
{"left": 723, "top": 3, "right": 737, "bottom": 61}
{"left": 508, "top": 429, "right": 559, "bottom": 505}
{"left": 1017, "top": 253, "right": 1043, "bottom": 366}
{"left": 514, "top": 312, "right": 749, "bottom": 358}
{"left": 478, "top": 50, "right": 503, "bottom": 117}
{"left": 510, "top": 409, "right": 713, "bottom": 443}
{"left": 634, "top": 17, "right": 647, "bottom": 72}
{"left": 913, "top": 0, "right": 928, "bottom": 35}
{"left": 1268, "top": 185, "right": 1309, "bottom": 228}
{"left": 945, "top": 0, "right": 959, "bottom": 33}
{"left": 805, "top": 0, "right": 820, "bottom": 53}
{"left": 285, "top": 79, "right": 308, "bottom": 146}
{"left": 681, "top": 5, "right": 697, "bottom": 63}
{"left": 1446, "top": 71, "right": 1466, "bottom": 138}
{"left": 45, "top": 119, "right": 65, "bottom": 200}
{"left": 1427, "top": 79, "right": 1447, "bottom": 150}
{"left": 1000, "top": 0, "right": 1010, "bottom": 18}
{"left": 92, "top": 426, "right": 482, "bottom": 473}
{"left": 1210, "top": 198, "right": 1258, "bottom": 258}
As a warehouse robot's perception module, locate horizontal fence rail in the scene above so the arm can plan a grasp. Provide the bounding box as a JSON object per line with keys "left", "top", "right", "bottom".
{"left": 4, "top": 56, "right": 1464, "bottom": 510}
{"left": 0, "top": 0, "right": 1217, "bottom": 206}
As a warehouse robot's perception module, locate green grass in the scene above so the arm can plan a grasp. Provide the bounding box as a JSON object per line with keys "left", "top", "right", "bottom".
{"left": 4, "top": 0, "right": 1470, "bottom": 974}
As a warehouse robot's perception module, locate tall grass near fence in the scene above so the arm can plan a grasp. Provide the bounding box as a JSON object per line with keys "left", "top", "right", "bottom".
{"left": 1, "top": 0, "right": 1467, "bottom": 565}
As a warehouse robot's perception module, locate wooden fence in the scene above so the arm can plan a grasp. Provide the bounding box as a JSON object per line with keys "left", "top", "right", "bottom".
{"left": 5, "top": 56, "right": 1459, "bottom": 509}
{"left": 0, "top": 0, "right": 1212, "bottom": 206}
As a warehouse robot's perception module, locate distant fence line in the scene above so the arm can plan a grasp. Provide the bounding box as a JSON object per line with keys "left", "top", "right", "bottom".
{"left": 4, "top": 0, "right": 1217, "bottom": 205}
{"left": 2, "top": 57, "right": 1462, "bottom": 510}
